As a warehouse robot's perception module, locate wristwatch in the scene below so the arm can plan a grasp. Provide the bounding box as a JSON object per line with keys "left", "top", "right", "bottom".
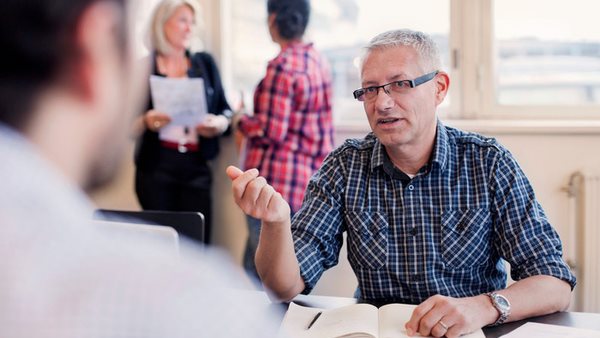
{"left": 486, "top": 292, "right": 511, "bottom": 326}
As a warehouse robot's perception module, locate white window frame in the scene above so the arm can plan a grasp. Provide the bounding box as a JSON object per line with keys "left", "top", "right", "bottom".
{"left": 475, "top": 0, "right": 600, "bottom": 120}
{"left": 208, "top": 0, "right": 600, "bottom": 134}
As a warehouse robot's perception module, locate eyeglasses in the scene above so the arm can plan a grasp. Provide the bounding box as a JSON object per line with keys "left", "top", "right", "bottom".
{"left": 352, "top": 71, "right": 439, "bottom": 102}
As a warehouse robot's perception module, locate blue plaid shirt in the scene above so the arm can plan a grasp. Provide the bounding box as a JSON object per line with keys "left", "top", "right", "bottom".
{"left": 292, "top": 121, "right": 576, "bottom": 303}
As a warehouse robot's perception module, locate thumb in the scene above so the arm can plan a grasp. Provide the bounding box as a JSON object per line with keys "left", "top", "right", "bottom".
{"left": 226, "top": 165, "right": 244, "bottom": 180}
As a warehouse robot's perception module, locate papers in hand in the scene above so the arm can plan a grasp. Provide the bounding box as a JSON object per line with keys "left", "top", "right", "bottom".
{"left": 280, "top": 302, "right": 486, "bottom": 338}
{"left": 149, "top": 75, "right": 208, "bottom": 127}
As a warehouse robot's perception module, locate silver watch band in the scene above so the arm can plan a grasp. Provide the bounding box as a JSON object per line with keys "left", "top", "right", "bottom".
{"left": 487, "top": 292, "right": 511, "bottom": 326}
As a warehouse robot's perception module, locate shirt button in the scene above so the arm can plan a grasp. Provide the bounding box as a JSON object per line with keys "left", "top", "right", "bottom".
{"left": 408, "top": 185, "right": 414, "bottom": 191}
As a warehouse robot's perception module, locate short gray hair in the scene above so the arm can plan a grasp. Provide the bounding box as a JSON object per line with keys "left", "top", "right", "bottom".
{"left": 150, "top": 0, "right": 200, "bottom": 55}
{"left": 362, "top": 29, "right": 441, "bottom": 71}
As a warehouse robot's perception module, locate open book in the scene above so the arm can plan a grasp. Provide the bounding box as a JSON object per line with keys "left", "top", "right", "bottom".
{"left": 280, "top": 302, "right": 485, "bottom": 338}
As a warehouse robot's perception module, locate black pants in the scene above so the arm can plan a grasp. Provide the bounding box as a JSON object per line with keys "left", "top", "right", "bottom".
{"left": 135, "top": 147, "right": 212, "bottom": 244}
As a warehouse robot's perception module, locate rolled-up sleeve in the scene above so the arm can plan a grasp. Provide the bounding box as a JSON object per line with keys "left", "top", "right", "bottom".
{"left": 291, "top": 151, "right": 346, "bottom": 294}
{"left": 491, "top": 151, "right": 576, "bottom": 289}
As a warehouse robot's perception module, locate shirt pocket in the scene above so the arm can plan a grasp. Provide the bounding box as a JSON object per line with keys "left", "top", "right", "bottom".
{"left": 345, "top": 210, "right": 389, "bottom": 270}
{"left": 441, "top": 208, "right": 492, "bottom": 269}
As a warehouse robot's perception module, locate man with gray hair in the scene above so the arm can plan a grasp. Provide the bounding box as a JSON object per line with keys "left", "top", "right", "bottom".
{"left": 228, "top": 28, "right": 575, "bottom": 337}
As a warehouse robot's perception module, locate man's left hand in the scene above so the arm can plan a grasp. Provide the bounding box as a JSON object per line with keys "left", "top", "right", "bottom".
{"left": 405, "top": 294, "right": 497, "bottom": 338}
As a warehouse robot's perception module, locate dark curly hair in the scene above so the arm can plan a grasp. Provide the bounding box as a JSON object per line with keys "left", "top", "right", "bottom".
{"left": 267, "top": 0, "right": 310, "bottom": 40}
{"left": 0, "top": 0, "right": 127, "bottom": 130}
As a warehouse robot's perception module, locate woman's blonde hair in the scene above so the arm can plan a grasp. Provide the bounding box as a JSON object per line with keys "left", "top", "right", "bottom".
{"left": 150, "top": 0, "right": 200, "bottom": 55}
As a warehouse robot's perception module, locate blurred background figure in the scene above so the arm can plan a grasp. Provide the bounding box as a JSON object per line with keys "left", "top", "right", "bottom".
{"left": 235, "top": 0, "right": 334, "bottom": 280}
{"left": 134, "top": 0, "right": 232, "bottom": 244}
{"left": 0, "top": 0, "right": 276, "bottom": 336}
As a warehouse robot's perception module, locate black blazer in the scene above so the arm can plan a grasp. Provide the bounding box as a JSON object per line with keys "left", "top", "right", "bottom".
{"left": 135, "top": 51, "right": 231, "bottom": 170}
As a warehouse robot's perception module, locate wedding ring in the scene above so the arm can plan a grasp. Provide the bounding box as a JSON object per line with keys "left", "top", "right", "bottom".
{"left": 438, "top": 320, "right": 449, "bottom": 331}
{"left": 153, "top": 121, "right": 160, "bottom": 129}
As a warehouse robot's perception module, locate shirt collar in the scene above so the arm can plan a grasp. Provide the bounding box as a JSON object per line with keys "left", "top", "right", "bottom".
{"left": 431, "top": 119, "right": 449, "bottom": 173}
{"left": 370, "top": 137, "right": 386, "bottom": 171}
{"left": 370, "top": 119, "right": 450, "bottom": 174}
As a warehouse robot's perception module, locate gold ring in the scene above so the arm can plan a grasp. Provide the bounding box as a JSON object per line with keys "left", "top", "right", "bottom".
{"left": 153, "top": 121, "right": 160, "bottom": 128}
{"left": 438, "top": 320, "right": 449, "bottom": 331}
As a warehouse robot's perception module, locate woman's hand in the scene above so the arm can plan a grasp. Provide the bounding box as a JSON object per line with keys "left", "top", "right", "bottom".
{"left": 144, "top": 110, "right": 172, "bottom": 131}
{"left": 196, "top": 114, "right": 229, "bottom": 138}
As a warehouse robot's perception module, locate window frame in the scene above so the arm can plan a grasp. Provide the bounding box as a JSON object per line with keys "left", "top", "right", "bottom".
{"left": 476, "top": 0, "right": 600, "bottom": 120}
{"left": 210, "top": 0, "right": 600, "bottom": 131}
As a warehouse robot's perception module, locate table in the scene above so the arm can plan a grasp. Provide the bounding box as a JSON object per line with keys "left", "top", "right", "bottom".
{"left": 284, "top": 294, "right": 600, "bottom": 337}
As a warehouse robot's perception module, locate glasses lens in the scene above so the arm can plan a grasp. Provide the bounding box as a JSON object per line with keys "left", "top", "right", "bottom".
{"left": 389, "top": 81, "right": 411, "bottom": 93}
{"left": 364, "top": 87, "right": 379, "bottom": 100}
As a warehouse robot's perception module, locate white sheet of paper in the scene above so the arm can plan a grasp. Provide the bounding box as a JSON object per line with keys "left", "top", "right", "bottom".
{"left": 500, "top": 322, "right": 600, "bottom": 338}
{"left": 150, "top": 75, "right": 208, "bottom": 126}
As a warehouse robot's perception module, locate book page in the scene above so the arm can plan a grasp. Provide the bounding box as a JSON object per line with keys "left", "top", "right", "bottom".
{"left": 280, "top": 302, "right": 379, "bottom": 338}
{"left": 378, "top": 303, "right": 486, "bottom": 338}
{"left": 378, "top": 303, "right": 416, "bottom": 338}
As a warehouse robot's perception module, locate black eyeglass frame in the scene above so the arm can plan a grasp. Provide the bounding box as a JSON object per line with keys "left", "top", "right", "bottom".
{"left": 352, "top": 70, "right": 440, "bottom": 101}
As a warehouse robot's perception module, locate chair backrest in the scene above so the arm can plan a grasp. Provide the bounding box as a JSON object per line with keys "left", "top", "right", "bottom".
{"left": 93, "top": 209, "right": 205, "bottom": 244}
{"left": 93, "top": 219, "right": 180, "bottom": 254}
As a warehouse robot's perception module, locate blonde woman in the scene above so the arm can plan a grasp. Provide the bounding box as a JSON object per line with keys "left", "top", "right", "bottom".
{"left": 135, "top": 0, "right": 232, "bottom": 244}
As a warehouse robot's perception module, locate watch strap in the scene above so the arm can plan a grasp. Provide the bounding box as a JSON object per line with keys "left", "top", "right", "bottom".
{"left": 487, "top": 292, "right": 510, "bottom": 326}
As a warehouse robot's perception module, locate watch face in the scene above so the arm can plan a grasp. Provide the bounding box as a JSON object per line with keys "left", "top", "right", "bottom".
{"left": 496, "top": 295, "right": 510, "bottom": 310}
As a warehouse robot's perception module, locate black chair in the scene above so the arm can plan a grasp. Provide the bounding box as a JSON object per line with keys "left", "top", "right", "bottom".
{"left": 93, "top": 209, "right": 205, "bottom": 244}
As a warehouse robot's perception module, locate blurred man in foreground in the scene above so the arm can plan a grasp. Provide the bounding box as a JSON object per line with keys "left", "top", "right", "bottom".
{"left": 0, "top": 0, "right": 274, "bottom": 336}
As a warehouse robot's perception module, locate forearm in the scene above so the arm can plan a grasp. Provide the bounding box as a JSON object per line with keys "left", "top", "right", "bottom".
{"left": 406, "top": 275, "right": 572, "bottom": 337}
{"left": 255, "top": 219, "right": 305, "bottom": 301}
{"left": 237, "top": 114, "right": 265, "bottom": 139}
{"left": 499, "top": 275, "right": 571, "bottom": 323}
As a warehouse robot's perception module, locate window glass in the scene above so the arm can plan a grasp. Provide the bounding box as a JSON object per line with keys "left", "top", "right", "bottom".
{"left": 494, "top": 0, "right": 600, "bottom": 106}
{"left": 231, "top": 0, "right": 450, "bottom": 123}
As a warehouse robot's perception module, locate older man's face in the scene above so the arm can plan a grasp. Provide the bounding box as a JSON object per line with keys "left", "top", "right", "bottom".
{"left": 360, "top": 46, "right": 445, "bottom": 152}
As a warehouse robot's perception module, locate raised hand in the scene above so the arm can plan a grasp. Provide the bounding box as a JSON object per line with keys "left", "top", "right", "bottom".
{"left": 226, "top": 166, "right": 291, "bottom": 225}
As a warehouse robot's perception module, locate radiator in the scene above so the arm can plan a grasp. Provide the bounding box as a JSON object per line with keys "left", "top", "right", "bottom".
{"left": 564, "top": 172, "right": 600, "bottom": 312}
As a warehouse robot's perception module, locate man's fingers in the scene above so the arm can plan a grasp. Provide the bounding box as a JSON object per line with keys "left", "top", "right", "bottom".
{"left": 241, "top": 176, "right": 267, "bottom": 209}
{"left": 418, "top": 298, "right": 452, "bottom": 336}
{"left": 230, "top": 168, "right": 259, "bottom": 201}
{"left": 254, "top": 185, "right": 275, "bottom": 218}
{"left": 405, "top": 297, "right": 436, "bottom": 336}
{"left": 226, "top": 165, "right": 245, "bottom": 180}
{"left": 429, "top": 316, "right": 452, "bottom": 338}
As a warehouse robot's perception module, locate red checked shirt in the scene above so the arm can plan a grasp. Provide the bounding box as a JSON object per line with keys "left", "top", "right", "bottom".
{"left": 238, "top": 42, "right": 334, "bottom": 213}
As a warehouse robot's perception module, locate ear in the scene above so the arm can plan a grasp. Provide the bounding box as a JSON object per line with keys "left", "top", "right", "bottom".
{"left": 268, "top": 13, "right": 277, "bottom": 28}
{"left": 71, "top": 1, "right": 123, "bottom": 103}
{"left": 433, "top": 71, "right": 450, "bottom": 106}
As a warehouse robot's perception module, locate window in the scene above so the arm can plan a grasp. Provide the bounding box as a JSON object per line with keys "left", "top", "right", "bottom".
{"left": 489, "top": 0, "right": 600, "bottom": 115}
{"left": 228, "top": 0, "right": 450, "bottom": 124}
{"left": 218, "top": 0, "right": 600, "bottom": 124}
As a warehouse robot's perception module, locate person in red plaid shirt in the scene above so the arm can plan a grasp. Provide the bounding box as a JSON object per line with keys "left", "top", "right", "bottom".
{"left": 236, "top": 0, "right": 334, "bottom": 281}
